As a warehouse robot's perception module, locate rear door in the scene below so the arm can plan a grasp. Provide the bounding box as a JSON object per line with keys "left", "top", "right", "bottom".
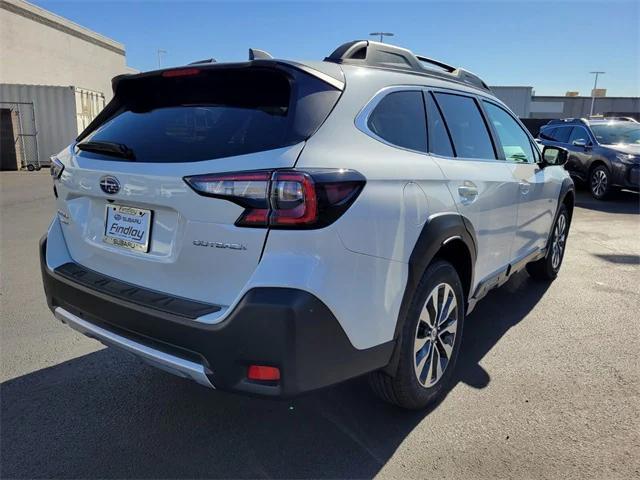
{"left": 426, "top": 91, "right": 519, "bottom": 285}
{"left": 54, "top": 65, "right": 341, "bottom": 307}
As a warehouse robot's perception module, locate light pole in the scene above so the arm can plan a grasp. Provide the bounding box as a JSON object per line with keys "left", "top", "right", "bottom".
{"left": 589, "top": 71, "right": 605, "bottom": 117}
{"left": 157, "top": 49, "right": 167, "bottom": 68}
{"left": 369, "top": 32, "right": 394, "bottom": 43}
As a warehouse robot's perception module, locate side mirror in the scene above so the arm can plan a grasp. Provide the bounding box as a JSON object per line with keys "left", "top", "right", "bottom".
{"left": 541, "top": 146, "right": 568, "bottom": 167}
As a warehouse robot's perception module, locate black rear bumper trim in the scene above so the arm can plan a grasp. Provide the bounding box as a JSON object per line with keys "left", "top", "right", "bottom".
{"left": 40, "top": 237, "right": 394, "bottom": 397}
{"left": 54, "top": 262, "right": 221, "bottom": 319}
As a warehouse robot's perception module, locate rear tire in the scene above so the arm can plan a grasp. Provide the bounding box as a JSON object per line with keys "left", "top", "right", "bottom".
{"left": 26, "top": 164, "right": 35, "bottom": 172}
{"left": 526, "top": 204, "right": 569, "bottom": 280}
{"left": 589, "top": 165, "right": 612, "bottom": 200}
{"left": 369, "top": 260, "right": 465, "bottom": 410}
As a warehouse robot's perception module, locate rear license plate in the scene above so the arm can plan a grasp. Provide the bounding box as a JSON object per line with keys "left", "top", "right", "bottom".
{"left": 103, "top": 204, "right": 152, "bottom": 252}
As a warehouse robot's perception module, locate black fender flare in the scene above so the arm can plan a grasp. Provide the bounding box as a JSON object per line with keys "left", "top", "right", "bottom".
{"left": 383, "top": 213, "right": 477, "bottom": 375}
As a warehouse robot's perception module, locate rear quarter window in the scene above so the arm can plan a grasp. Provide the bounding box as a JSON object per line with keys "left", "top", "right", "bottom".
{"left": 367, "top": 90, "right": 427, "bottom": 152}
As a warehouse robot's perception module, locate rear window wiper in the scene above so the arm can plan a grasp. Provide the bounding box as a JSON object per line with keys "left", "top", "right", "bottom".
{"left": 77, "top": 141, "right": 136, "bottom": 160}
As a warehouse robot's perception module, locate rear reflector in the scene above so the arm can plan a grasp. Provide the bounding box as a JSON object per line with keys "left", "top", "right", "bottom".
{"left": 184, "top": 169, "right": 365, "bottom": 229}
{"left": 248, "top": 365, "right": 281, "bottom": 381}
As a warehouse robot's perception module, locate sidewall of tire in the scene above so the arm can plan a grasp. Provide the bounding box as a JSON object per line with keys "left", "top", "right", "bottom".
{"left": 394, "top": 260, "right": 465, "bottom": 409}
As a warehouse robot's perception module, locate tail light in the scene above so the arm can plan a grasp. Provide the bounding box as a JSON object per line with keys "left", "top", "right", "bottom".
{"left": 184, "top": 169, "right": 365, "bottom": 229}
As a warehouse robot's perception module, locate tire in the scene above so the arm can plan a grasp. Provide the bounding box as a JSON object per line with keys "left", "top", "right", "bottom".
{"left": 589, "top": 165, "right": 612, "bottom": 200}
{"left": 26, "top": 164, "right": 35, "bottom": 172}
{"left": 526, "top": 204, "right": 569, "bottom": 281}
{"left": 369, "top": 260, "right": 465, "bottom": 410}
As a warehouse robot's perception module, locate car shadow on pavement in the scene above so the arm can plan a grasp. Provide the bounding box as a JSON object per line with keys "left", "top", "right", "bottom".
{"left": 574, "top": 188, "right": 639, "bottom": 214}
{"left": 1, "top": 272, "right": 548, "bottom": 479}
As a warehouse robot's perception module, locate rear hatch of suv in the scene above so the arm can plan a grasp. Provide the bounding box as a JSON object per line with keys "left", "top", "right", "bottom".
{"left": 53, "top": 63, "right": 342, "bottom": 308}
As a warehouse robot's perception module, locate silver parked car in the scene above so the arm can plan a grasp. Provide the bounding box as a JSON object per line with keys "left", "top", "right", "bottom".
{"left": 41, "top": 40, "right": 574, "bottom": 409}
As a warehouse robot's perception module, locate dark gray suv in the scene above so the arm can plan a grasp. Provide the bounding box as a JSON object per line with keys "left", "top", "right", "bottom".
{"left": 539, "top": 118, "right": 640, "bottom": 199}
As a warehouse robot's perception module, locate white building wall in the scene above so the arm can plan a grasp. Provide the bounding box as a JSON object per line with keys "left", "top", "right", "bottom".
{"left": 0, "top": 0, "right": 128, "bottom": 100}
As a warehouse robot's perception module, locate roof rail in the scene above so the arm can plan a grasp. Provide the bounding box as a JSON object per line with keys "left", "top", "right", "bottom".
{"left": 324, "top": 40, "right": 491, "bottom": 92}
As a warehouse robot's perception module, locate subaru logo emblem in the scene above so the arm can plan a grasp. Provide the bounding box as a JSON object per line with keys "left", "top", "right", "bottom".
{"left": 99, "top": 176, "right": 120, "bottom": 195}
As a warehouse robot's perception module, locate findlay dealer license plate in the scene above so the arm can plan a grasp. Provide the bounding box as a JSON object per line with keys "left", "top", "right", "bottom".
{"left": 103, "top": 204, "right": 152, "bottom": 253}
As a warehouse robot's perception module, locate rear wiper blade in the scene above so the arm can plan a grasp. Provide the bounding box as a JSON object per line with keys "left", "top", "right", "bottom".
{"left": 77, "top": 141, "right": 136, "bottom": 160}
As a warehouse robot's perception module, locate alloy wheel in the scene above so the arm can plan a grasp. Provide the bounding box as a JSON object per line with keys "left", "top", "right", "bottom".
{"left": 591, "top": 169, "right": 608, "bottom": 197}
{"left": 551, "top": 213, "right": 567, "bottom": 270}
{"left": 414, "top": 283, "right": 458, "bottom": 388}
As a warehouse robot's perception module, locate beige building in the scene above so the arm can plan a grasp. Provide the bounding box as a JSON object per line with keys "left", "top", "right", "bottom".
{"left": 0, "top": 0, "right": 132, "bottom": 100}
{"left": 0, "top": 0, "right": 134, "bottom": 170}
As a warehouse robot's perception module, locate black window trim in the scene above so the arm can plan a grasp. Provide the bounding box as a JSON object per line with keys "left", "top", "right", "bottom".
{"left": 429, "top": 88, "right": 500, "bottom": 161}
{"left": 423, "top": 90, "right": 457, "bottom": 157}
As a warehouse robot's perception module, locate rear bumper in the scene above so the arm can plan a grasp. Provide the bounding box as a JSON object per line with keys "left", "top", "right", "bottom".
{"left": 40, "top": 236, "right": 393, "bottom": 397}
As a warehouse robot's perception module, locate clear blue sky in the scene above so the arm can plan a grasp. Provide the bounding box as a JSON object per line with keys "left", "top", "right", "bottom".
{"left": 33, "top": 0, "right": 640, "bottom": 96}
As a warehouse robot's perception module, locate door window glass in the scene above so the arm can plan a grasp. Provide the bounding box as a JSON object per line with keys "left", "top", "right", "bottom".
{"left": 568, "top": 127, "right": 590, "bottom": 145}
{"left": 553, "top": 126, "right": 572, "bottom": 143}
{"left": 483, "top": 102, "right": 535, "bottom": 163}
{"left": 433, "top": 93, "right": 495, "bottom": 159}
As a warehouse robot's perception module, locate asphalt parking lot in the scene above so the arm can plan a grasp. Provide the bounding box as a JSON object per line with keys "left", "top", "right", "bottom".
{"left": 1, "top": 171, "right": 639, "bottom": 479}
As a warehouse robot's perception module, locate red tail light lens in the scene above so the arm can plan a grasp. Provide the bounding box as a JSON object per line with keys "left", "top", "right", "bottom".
{"left": 184, "top": 169, "right": 365, "bottom": 229}
{"left": 270, "top": 171, "right": 318, "bottom": 226}
{"left": 184, "top": 171, "right": 271, "bottom": 226}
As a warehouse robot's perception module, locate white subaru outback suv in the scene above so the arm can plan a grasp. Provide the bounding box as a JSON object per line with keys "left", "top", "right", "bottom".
{"left": 41, "top": 41, "right": 574, "bottom": 409}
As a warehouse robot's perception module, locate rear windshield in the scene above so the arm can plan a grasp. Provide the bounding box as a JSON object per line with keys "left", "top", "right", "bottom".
{"left": 77, "top": 67, "right": 340, "bottom": 162}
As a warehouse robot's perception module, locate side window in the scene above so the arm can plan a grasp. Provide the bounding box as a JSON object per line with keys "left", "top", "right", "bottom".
{"left": 483, "top": 101, "right": 535, "bottom": 163}
{"left": 367, "top": 91, "right": 427, "bottom": 152}
{"left": 425, "top": 92, "right": 454, "bottom": 156}
{"left": 568, "top": 127, "right": 590, "bottom": 145}
{"left": 540, "top": 127, "right": 556, "bottom": 140}
{"left": 433, "top": 92, "right": 496, "bottom": 159}
{"left": 554, "top": 126, "right": 572, "bottom": 143}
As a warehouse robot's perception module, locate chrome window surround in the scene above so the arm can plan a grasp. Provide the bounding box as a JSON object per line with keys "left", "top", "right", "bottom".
{"left": 354, "top": 85, "right": 428, "bottom": 155}
{"left": 355, "top": 84, "right": 538, "bottom": 165}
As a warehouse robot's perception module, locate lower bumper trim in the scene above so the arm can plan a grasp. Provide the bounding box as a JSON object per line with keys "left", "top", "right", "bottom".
{"left": 54, "top": 306, "right": 215, "bottom": 388}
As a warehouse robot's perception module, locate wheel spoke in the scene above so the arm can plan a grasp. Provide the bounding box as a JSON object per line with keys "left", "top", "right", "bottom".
{"left": 438, "top": 286, "right": 455, "bottom": 326}
{"left": 439, "top": 317, "right": 457, "bottom": 336}
{"left": 419, "top": 307, "right": 433, "bottom": 329}
{"left": 414, "top": 334, "right": 429, "bottom": 356}
{"left": 417, "top": 343, "right": 434, "bottom": 384}
{"left": 432, "top": 348, "right": 443, "bottom": 384}
{"left": 438, "top": 336, "right": 453, "bottom": 360}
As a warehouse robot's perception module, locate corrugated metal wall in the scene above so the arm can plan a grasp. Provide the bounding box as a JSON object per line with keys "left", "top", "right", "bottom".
{"left": 0, "top": 84, "right": 78, "bottom": 166}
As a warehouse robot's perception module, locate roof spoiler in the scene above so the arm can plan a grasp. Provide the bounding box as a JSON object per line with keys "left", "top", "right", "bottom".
{"left": 325, "top": 40, "right": 491, "bottom": 92}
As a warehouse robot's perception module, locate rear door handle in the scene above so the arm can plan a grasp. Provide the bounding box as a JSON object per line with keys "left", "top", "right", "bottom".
{"left": 458, "top": 183, "right": 478, "bottom": 204}
{"left": 519, "top": 181, "right": 530, "bottom": 195}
